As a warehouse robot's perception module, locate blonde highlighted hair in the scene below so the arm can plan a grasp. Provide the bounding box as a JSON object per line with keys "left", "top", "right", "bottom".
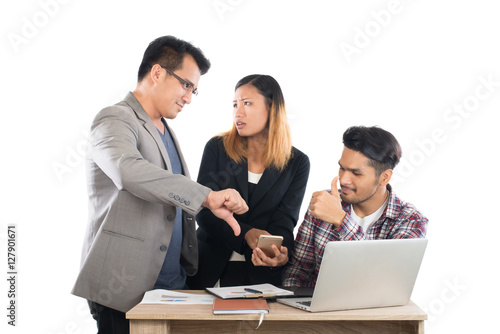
{"left": 220, "top": 74, "right": 293, "bottom": 171}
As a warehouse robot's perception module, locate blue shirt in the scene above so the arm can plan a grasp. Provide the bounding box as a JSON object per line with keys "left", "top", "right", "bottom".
{"left": 153, "top": 120, "right": 186, "bottom": 290}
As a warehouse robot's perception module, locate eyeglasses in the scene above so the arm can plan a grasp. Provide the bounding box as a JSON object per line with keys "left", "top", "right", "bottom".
{"left": 162, "top": 66, "right": 198, "bottom": 96}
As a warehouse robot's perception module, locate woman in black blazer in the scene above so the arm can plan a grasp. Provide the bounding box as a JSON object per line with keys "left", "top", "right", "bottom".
{"left": 187, "top": 74, "right": 310, "bottom": 289}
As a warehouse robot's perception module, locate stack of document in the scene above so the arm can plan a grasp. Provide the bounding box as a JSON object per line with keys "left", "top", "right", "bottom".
{"left": 140, "top": 289, "right": 215, "bottom": 304}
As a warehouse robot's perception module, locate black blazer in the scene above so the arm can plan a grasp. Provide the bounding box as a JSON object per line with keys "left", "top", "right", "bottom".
{"left": 187, "top": 137, "right": 310, "bottom": 289}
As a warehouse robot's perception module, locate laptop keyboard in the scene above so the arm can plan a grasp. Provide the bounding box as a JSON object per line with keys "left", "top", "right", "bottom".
{"left": 298, "top": 301, "right": 311, "bottom": 307}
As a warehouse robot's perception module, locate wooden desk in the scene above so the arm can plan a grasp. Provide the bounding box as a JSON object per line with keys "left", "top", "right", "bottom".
{"left": 127, "top": 292, "right": 427, "bottom": 334}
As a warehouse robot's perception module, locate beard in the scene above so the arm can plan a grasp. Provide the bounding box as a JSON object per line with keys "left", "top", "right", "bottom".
{"left": 340, "top": 182, "right": 380, "bottom": 205}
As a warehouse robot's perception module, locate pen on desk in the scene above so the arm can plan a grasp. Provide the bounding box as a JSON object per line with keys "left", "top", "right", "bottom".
{"left": 244, "top": 288, "right": 263, "bottom": 294}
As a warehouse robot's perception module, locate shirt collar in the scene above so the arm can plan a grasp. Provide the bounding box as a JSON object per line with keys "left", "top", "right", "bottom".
{"left": 341, "top": 184, "right": 400, "bottom": 221}
{"left": 380, "top": 184, "right": 401, "bottom": 220}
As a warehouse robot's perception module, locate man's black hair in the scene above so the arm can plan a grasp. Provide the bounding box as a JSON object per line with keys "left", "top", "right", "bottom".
{"left": 343, "top": 126, "right": 402, "bottom": 176}
{"left": 137, "top": 36, "right": 211, "bottom": 82}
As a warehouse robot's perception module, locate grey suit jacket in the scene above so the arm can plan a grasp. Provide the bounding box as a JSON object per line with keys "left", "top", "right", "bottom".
{"left": 72, "top": 92, "right": 211, "bottom": 313}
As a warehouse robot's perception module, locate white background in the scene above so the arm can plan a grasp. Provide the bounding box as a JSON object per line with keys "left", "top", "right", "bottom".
{"left": 1, "top": 0, "right": 499, "bottom": 333}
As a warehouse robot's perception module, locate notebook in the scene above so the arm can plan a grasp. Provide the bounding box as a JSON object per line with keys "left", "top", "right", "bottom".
{"left": 278, "top": 238, "right": 427, "bottom": 312}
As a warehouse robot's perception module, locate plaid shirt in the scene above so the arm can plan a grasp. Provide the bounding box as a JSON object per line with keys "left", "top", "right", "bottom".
{"left": 282, "top": 185, "right": 428, "bottom": 287}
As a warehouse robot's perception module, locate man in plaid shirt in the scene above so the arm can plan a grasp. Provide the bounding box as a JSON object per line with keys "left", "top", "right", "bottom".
{"left": 252, "top": 126, "right": 428, "bottom": 286}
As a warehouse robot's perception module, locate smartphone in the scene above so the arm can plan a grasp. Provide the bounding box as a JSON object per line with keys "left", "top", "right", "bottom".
{"left": 256, "top": 235, "right": 283, "bottom": 258}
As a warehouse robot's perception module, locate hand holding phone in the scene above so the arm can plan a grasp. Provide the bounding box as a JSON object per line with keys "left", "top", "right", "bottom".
{"left": 256, "top": 235, "right": 283, "bottom": 258}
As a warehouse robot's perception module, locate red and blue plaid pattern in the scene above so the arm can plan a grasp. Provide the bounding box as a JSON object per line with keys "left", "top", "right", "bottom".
{"left": 282, "top": 186, "right": 428, "bottom": 287}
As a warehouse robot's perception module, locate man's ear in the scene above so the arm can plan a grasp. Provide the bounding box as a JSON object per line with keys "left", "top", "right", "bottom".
{"left": 379, "top": 169, "right": 393, "bottom": 186}
{"left": 150, "top": 64, "right": 163, "bottom": 84}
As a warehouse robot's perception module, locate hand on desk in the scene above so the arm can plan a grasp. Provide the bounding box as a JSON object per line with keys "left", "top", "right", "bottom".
{"left": 203, "top": 189, "right": 248, "bottom": 236}
{"left": 252, "top": 245, "right": 289, "bottom": 267}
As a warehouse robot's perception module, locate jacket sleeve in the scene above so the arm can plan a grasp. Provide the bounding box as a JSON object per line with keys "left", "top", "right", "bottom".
{"left": 197, "top": 142, "right": 311, "bottom": 254}
{"left": 263, "top": 151, "right": 310, "bottom": 253}
{"left": 90, "top": 106, "right": 211, "bottom": 215}
{"left": 195, "top": 137, "right": 246, "bottom": 250}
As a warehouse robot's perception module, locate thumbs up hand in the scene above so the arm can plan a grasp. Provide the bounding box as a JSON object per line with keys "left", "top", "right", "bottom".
{"left": 308, "top": 176, "right": 347, "bottom": 227}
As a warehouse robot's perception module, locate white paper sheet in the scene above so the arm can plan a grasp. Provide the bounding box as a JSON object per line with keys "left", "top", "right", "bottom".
{"left": 206, "top": 283, "right": 294, "bottom": 299}
{"left": 140, "top": 289, "right": 216, "bottom": 305}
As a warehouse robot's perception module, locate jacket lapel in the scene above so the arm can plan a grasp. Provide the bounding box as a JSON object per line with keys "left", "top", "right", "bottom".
{"left": 249, "top": 167, "right": 280, "bottom": 207}
{"left": 231, "top": 160, "right": 249, "bottom": 203}
{"left": 165, "top": 121, "right": 190, "bottom": 178}
{"left": 123, "top": 92, "right": 173, "bottom": 172}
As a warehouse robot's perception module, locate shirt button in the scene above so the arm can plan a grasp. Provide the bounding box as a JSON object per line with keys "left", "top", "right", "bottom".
{"left": 160, "top": 245, "right": 167, "bottom": 252}
{"left": 169, "top": 193, "right": 174, "bottom": 198}
{"left": 185, "top": 200, "right": 190, "bottom": 206}
{"left": 174, "top": 195, "right": 180, "bottom": 201}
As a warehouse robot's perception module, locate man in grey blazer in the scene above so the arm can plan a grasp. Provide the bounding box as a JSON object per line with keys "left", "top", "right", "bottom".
{"left": 72, "top": 36, "right": 248, "bottom": 333}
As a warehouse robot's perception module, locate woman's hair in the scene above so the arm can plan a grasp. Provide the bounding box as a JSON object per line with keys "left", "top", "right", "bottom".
{"left": 221, "top": 74, "right": 292, "bottom": 171}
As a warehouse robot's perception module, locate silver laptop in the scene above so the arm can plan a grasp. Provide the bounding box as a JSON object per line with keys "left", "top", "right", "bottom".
{"left": 278, "top": 238, "right": 427, "bottom": 312}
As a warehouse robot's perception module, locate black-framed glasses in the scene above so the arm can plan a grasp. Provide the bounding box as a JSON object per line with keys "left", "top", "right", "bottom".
{"left": 162, "top": 66, "right": 198, "bottom": 96}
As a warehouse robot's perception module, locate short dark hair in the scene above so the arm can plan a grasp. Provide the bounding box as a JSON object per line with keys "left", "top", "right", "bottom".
{"left": 137, "top": 36, "right": 211, "bottom": 82}
{"left": 342, "top": 126, "right": 402, "bottom": 176}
